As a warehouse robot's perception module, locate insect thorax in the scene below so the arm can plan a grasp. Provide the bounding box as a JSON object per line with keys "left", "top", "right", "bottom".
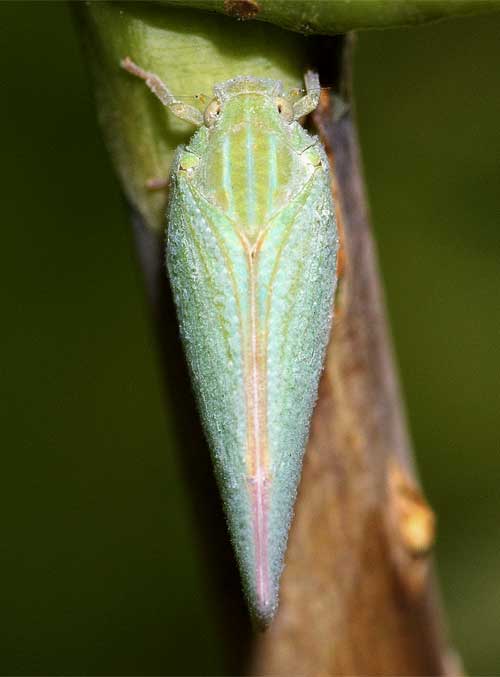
{"left": 179, "top": 92, "right": 322, "bottom": 242}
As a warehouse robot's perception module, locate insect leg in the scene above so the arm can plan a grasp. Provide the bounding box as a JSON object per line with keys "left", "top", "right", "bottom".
{"left": 145, "top": 177, "right": 169, "bottom": 191}
{"left": 292, "top": 70, "right": 321, "bottom": 120}
{"left": 121, "top": 57, "right": 204, "bottom": 127}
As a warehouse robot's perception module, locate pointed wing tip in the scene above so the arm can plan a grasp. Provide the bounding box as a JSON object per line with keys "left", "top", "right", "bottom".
{"left": 247, "top": 577, "right": 280, "bottom": 629}
{"left": 250, "top": 598, "right": 278, "bottom": 630}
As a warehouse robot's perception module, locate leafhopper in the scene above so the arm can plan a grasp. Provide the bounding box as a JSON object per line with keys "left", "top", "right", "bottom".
{"left": 122, "top": 58, "right": 338, "bottom": 626}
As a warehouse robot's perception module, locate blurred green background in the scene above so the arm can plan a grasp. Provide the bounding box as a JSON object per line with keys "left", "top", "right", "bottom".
{"left": 1, "top": 2, "right": 499, "bottom": 674}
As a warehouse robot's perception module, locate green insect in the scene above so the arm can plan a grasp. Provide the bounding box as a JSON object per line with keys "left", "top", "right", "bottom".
{"left": 122, "top": 58, "right": 338, "bottom": 626}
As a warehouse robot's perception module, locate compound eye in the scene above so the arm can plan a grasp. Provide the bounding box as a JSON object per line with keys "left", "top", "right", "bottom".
{"left": 204, "top": 99, "right": 221, "bottom": 127}
{"left": 275, "top": 97, "right": 293, "bottom": 123}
